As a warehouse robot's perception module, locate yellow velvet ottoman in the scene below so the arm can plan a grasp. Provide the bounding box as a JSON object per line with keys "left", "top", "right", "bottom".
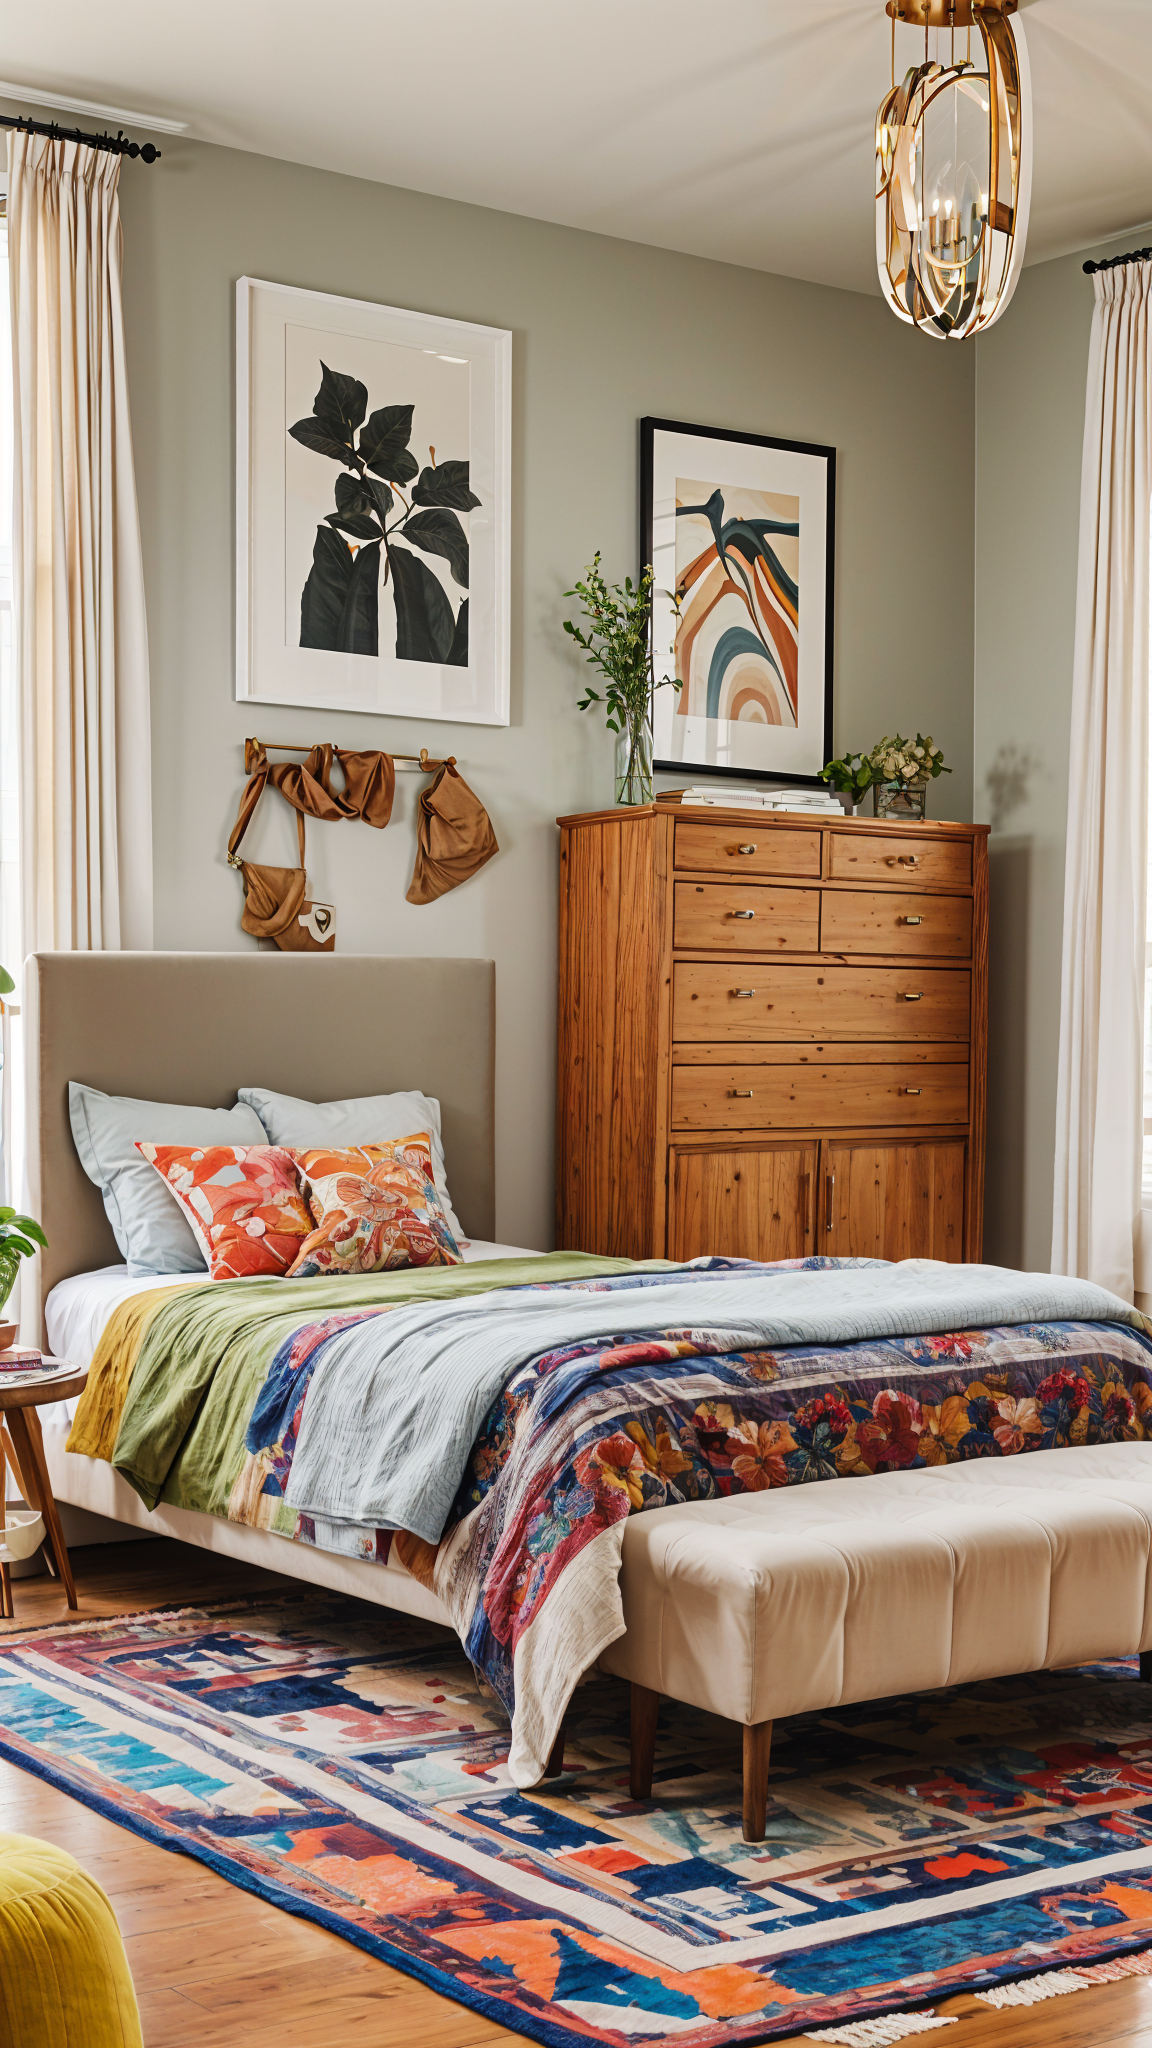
{"left": 0, "top": 1833, "right": 142, "bottom": 2047}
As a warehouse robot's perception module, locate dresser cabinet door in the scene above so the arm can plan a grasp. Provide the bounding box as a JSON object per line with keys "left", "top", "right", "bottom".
{"left": 820, "top": 1140, "right": 966, "bottom": 1262}
{"left": 670, "top": 1144, "right": 818, "bottom": 1263}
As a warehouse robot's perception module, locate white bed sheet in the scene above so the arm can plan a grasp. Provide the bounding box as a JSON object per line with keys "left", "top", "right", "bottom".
{"left": 45, "top": 1238, "right": 543, "bottom": 1379}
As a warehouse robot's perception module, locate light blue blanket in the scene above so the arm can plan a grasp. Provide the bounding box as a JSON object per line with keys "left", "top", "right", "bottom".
{"left": 283, "top": 1259, "right": 1145, "bottom": 1543}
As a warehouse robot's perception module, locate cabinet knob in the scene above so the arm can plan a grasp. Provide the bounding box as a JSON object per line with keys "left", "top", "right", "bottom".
{"left": 729, "top": 1088, "right": 754, "bottom": 1098}
{"left": 730, "top": 909, "right": 756, "bottom": 920}
{"left": 902, "top": 1086, "right": 922, "bottom": 1096}
{"left": 903, "top": 991, "right": 923, "bottom": 1001}
{"left": 732, "top": 988, "right": 757, "bottom": 998}
{"left": 736, "top": 844, "right": 757, "bottom": 855}
{"left": 901, "top": 915, "right": 922, "bottom": 926}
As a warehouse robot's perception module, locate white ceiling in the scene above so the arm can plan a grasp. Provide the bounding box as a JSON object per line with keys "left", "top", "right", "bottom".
{"left": 3, "top": 1, "right": 1152, "bottom": 294}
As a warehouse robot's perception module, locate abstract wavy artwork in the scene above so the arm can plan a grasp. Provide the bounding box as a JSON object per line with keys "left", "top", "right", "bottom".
{"left": 674, "top": 479, "right": 800, "bottom": 727}
{"left": 644, "top": 417, "right": 833, "bottom": 781}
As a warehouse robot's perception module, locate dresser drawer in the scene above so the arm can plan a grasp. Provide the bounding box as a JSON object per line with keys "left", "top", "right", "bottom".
{"left": 674, "top": 882, "right": 820, "bottom": 952}
{"left": 672, "top": 1060, "right": 970, "bottom": 1130}
{"left": 673, "top": 964, "right": 971, "bottom": 1042}
{"left": 675, "top": 819, "right": 822, "bottom": 880}
{"left": 828, "top": 831, "right": 972, "bottom": 888}
{"left": 820, "top": 890, "right": 972, "bottom": 958}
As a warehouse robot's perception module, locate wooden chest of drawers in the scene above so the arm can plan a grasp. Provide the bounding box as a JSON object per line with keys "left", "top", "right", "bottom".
{"left": 556, "top": 800, "right": 989, "bottom": 1264}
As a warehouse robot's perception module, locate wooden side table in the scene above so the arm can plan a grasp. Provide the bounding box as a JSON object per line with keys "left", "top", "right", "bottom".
{"left": 0, "top": 1368, "right": 88, "bottom": 1616}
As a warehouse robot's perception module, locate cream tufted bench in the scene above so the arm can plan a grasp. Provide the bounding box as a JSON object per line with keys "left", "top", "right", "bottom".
{"left": 598, "top": 1442, "right": 1152, "bottom": 1841}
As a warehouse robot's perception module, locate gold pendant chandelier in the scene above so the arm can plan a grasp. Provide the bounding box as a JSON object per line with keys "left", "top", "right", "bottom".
{"left": 876, "top": 0, "right": 1031, "bottom": 340}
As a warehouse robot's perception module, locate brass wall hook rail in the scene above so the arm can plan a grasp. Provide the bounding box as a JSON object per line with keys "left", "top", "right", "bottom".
{"left": 248, "top": 739, "right": 452, "bottom": 774}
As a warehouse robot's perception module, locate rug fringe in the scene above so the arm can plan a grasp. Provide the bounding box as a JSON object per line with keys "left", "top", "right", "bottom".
{"left": 975, "top": 1947, "right": 1152, "bottom": 2008}
{"left": 804, "top": 2012, "right": 957, "bottom": 2044}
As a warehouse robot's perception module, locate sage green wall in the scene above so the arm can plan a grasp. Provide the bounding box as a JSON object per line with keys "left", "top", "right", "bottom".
{"left": 973, "top": 228, "right": 1136, "bottom": 1270}
{"left": 109, "top": 132, "right": 975, "bottom": 1250}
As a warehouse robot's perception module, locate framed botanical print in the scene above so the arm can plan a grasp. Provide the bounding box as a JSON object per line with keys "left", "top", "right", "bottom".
{"left": 642, "top": 416, "right": 835, "bottom": 783}
{"left": 236, "top": 277, "right": 511, "bottom": 724}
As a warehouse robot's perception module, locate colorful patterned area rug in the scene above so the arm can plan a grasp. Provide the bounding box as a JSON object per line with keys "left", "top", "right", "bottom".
{"left": 4, "top": 1598, "right": 1152, "bottom": 2046}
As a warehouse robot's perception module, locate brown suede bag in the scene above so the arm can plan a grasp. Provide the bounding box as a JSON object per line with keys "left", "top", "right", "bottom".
{"left": 407, "top": 759, "right": 499, "bottom": 906}
{"left": 228, "top": 743, "right": 339, "bottom": 951}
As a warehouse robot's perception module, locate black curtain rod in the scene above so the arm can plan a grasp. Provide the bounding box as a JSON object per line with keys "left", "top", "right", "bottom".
{"left": 0, "top": 112, "right": 160, "bottom": 162}
{"left": 1084, "top": 246, "right": 1152, "bottom": 274}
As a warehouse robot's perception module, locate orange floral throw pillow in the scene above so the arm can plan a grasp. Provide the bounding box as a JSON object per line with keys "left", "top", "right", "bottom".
{"left": 135, "top": 1143, "right": 313, "bottom": 1281}
{"left": 286, "top": 1134, "right": 462, "bottom": 1279}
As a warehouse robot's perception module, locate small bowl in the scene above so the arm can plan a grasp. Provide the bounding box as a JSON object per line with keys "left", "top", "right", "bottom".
{"left": 0, "top": 1511, "right": 45, "bottom": 1561}
{"left": 0, "top": 1324, "right": 17, "bottom": 1352}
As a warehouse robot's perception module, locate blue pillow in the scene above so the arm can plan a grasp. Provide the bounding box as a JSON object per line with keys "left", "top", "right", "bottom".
{"left": 69, "top": 1084, "right": 268, "bottom": 1276}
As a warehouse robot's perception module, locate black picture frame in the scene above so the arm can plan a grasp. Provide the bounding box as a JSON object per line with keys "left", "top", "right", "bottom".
{"left": 640, "top": 415, "right": 836, "bottom": 787}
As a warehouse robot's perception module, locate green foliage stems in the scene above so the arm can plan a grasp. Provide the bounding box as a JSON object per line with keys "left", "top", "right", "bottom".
{"left": 563, "top": 554, "right": 681, "bottom": 795}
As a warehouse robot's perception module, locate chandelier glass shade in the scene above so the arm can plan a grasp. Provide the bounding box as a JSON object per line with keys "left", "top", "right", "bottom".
{"left": 876, "top": 1, "right": 1031, "bottom": 340}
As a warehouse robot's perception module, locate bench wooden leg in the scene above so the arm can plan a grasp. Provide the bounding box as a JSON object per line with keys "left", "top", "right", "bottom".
{"left": 743, "top": 1720, "right": 773, "bottom": 1843}
{"left": 1140, "top": 1652, "right": 1152, "bottom": 1684}
{"left": 542, "top": 1725, "right": 566, "bottom": 1778}
{"left": 630, "top": 1683, "right": 660, "bottom": 1801}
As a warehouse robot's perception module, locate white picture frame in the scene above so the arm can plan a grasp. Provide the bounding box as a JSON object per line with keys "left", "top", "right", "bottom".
{"left": 236, "top": 277, "right": 511, "bottom": 725}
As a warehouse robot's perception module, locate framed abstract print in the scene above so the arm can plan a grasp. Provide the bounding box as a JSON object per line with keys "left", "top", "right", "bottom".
{"left": 642, "top": 416, "right": 835, "bottom": 783}
{"left": 236, "top": 277, "right": 511, "bottom": 724}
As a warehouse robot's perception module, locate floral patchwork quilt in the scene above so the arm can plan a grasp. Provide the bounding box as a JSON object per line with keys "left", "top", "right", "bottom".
{"left": 68, "top": 1253, "right": 1152, "bottom": 1787}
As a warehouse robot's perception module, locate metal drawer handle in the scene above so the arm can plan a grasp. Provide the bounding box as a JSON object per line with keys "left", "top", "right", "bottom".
{"left": 729, "top": 1088, "right": 754, "bottom": 1098}
{"left": 732, "top": 989, "right": 757, "bottom": 998}
{"left": 903, "top": 991, "right": 923, "bottom": 1001}
{"left": 736, "top": 843, "right": 757, "bottom": 855}
{"left": 903, "top": 1086, "right": 922, "bottom": 1096}
{"left": 901, "top": 915, "right": 922, "bottom": 926}
{"left": 730, "top": 909, "right": 756, "bottom": 919}
{"left": 825, "top": 1171, "right": 835, "bottom": 1234}
{"left": 886, "top": 854, "right": 920, "bottom": 867}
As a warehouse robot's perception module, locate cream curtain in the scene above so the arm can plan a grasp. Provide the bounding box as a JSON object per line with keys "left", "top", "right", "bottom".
{"left": 1052, "top": 260, "right": 1152, "bottom": 1300}
{"left": 7, "top": 130, "right": 152, "bottom": 955}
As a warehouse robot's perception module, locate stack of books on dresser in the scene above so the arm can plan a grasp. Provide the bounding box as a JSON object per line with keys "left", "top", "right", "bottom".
{"left": 667, "top": 784, "right": 848, "bottom": 817}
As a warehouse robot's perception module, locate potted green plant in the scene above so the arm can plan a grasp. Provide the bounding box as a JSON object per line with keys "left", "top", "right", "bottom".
{"left": 0, "top": 1208, "right": 47, "bottom": 1350}
{"left": 563, "top": 554, "right": 680, "bottom": 807}
{"left": 821, "top": 733, "right": 950, "bottom": 819}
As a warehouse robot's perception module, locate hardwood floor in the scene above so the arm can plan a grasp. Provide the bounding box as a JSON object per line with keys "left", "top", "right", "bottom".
{"left": 3, "top": 1540, "right": 1152, "bottom": 2048}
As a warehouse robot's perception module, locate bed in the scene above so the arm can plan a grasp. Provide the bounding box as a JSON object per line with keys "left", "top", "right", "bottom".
{"left": 28, "top": 950, "right": 508, "bottom": 1627}
{"left": 24, "top": 950, "right": 1152, "bottom": 1835}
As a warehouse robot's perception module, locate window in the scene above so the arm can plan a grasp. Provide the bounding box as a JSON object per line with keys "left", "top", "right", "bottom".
{"left": 0, "top": 176, "right": 21, "bottom": 1210}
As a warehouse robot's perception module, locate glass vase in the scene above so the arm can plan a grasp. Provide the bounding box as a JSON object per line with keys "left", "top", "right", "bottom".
{"left": 872, "top": 779, "right": 928, "bottom": 821}
{"left": 615, "top": 704, "right": 654, "bottom": 807}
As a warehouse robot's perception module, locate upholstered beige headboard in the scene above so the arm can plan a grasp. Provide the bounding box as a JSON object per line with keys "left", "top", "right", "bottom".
{"left": 23, "top": 951, "right": 496, "bottom": 1340}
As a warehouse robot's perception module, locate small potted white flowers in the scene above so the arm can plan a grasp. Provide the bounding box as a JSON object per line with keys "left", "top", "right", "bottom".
{"left": 820, "top": 734, "right": 950, "bottom": 819}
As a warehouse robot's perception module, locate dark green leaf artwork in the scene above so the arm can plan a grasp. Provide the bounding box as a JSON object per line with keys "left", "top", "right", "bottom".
{"left": 300, "top": 528, "right": 380, "bottom": 655}
{"left": 359, "top": 404, "right": 418, "bottom": 483}
{"left": 390, "top": 546, "right": 457, "bottom": 663}
{"left": 412, "top": 459, "right": 481, "bottom": 511}
{"left": 288, "top": 416, "right": 356, "bottom": 464}
{"left": 447, "top": 598, "right": 469, "bottom": 667}
{"left": 402, "top": 507, "right": 469, "bottom": 588}
{"left": 314, "top": 362, "right": 367, "bottom": 437}
{"left": 290, "top": 364, "right": 477, "bottom": 661}
{"left": 300, "top": 526, "right": 356, "bottom": 648}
